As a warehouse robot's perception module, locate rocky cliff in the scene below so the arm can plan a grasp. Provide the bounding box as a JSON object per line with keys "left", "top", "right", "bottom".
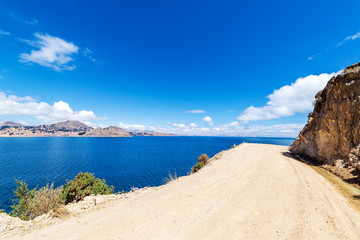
{"left": 290, "top": 62, "right": 360, "bottom": 169}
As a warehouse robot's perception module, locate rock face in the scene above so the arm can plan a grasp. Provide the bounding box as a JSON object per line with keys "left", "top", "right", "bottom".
{"left": 290, "top": 62, "right": 360, "bottom": 168}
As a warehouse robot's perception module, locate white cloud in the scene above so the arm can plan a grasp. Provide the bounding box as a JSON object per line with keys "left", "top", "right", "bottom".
{"left": 83, "top": 47, "right": 97, "bottom": 62}
{"left": 81, "top": 121, "right": 97, "bottom": 128}
{"left": 202, "top": 116, "right": 213, "bottom": 126}
{"left": 0, "top": 92, "right": 97, "bottom": 122}
{"left": 189, "top": 123, "right": 197, "bottom": 128}
{"left": 0, "top": 30, "right": 10, "bottom": 35}
{"left": 237, "top": 72, "right": 339, "bottom": 122}
{"left": 118, "top": 119, "right": 303, "bottom": 137}
{"left": 337, "top": 32, "right": 360, "bottom": 47}
{"left": 118, "top": 122, "right": 158, "bottom": 131}
{"left": 186, "top": 109, "right": 205, "bottom": 113}
{"left": 19, "top": 33, "right": 79, "bottom": 71}
{"left": 173, "top": 123, "right": 187, "bottom": 128}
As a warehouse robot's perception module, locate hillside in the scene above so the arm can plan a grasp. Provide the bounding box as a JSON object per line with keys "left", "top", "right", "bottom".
{"left": 83, "top": 126, "right": 131, "bottom": 137}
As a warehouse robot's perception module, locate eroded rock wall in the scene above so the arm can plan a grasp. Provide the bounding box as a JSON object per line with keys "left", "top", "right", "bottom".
{"left": 290, "top": 62, "right": 360, "bottom": 168}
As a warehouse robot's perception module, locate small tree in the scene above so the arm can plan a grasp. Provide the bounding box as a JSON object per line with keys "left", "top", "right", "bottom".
{"left": 10, "top": 179, "right": 36, "bottom": 220}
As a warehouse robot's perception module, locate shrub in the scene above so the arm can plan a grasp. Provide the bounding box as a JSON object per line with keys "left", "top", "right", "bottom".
{"left": 60, "top": 172, "right": 114, "bottom": 204}
{"left": 198, "top": 154, "right": 209, "bottom": 165}
{"left": 192, "top": 161, "right": 205, "bottom": 173}
{"left": 10, "top": 180, "right": 63, "bottom": 220}
{"left": 27, "top": 183, "right": 63, "bottom": 220}
{"left": 10, "top": 179, "right": 36, "bottom": 220}
{"left": 191, "top": 153, "right": 210, "bottom": 173}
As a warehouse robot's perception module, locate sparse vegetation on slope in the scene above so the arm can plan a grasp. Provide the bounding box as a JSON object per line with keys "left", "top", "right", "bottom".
{"left": 8, "top": 172, "right": 114, "bottom": 221}
{"left": 191, "top": 153, "right": 209, "bottom": 173}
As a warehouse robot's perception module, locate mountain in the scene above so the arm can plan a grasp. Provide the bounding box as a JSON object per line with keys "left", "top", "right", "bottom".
{"left": 0, "top": 121, "right": 23, "bottom": 128}
{"left": 0, "top": 120, "right": 175, "bottom": 137}
{"left": 45, "top": 120, "right": 92, "bottom": 132}
{"left": 290, "top": 62, "right": 360, "bottom": 170}
{"left": 84, "top": 126, "right": 131, "bottom": 137}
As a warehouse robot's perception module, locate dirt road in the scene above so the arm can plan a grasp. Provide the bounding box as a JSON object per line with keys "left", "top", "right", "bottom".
{"left": 9, "top": 144, "right": 360, "bottom": 239}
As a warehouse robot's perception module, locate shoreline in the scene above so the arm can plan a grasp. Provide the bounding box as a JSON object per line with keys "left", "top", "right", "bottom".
{"left": 3, "top": 143, "right": 360, "bottom": 239}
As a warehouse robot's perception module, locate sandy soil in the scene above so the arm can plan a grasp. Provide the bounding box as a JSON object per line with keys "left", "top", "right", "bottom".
{"left": 7, "top": 143, "right": 360, "bottom": 240}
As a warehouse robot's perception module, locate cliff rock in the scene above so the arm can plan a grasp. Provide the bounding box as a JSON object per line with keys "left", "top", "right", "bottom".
{"left": 290, "top": 62, "right": 360, "bottom": 168}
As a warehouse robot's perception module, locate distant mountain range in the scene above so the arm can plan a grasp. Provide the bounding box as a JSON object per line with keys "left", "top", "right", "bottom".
{"left": 0, "top": 121, "right": 175, "bottom": 137}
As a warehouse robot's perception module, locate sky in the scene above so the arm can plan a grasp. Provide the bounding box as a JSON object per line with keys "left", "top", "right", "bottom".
{"left": 1, "top": 0, "right": 360, "bottom": 137}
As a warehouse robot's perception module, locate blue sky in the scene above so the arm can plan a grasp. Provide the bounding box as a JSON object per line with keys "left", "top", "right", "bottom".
{"left": 1, "top": 0, "right": 360, "bottom": 137}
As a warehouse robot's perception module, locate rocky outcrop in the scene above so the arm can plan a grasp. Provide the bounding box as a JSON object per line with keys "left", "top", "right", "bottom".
{"left": 290, "top": 62, "right": 360, "bottom": 169}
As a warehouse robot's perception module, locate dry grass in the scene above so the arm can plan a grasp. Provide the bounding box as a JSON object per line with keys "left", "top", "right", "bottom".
{"left": 163, "top": 171, "right": 178, "bottom": 184}
{"left": 27, "top": 183, "right": 63, "bottom": 220}
{"left": 50, "top": 206, "right": 69, "bottom": 219}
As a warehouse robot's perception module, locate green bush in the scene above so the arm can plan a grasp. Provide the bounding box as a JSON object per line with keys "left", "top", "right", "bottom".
{"left": 10, "top": 179, "right": 36, "bottom": 220}
{"left": 192, "top": 161, "right": 205, "bottom": 173}
{"left": 60, "top": 172, "right": 114, "bottom": 204}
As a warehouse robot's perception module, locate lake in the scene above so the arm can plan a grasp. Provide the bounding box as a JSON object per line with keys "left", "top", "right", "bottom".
{"left": 0, "top": 136, "right": 293, "bottom": 212}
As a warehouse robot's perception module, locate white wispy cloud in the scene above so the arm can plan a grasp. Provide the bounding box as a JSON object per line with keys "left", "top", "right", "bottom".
{"left": 202, "top": 116, "right": 213, "bottom": 126}
{"left": 186, "top": 109, "right": 205, "bottom": 113}
{"left": 237, "top": 72, "right": 340, "bottom": 122}
{"left": 9, "top": 12, "right": 38, "bottom": 25}
{"left": 0, "top": 30, "right": 10, "bottom": 35}
{"left": 19, "top": 33, "right": 79, "bottom": 71}
{"left": 307, "top": 52, "right": 322, "bottom": 61}
{"left": 0, "top": 92, "right": 97, "bottom": 122}
{"left": 118, "top": 120, "right": 303, "bottom": 137}
{"left": 118, "top": 122, "right": 165, "bottom": 132}
{"left": 337, "top": 32, "right": 360, "bottom": 47}
{"left": 82, "top": 47, "right": 97, "bottom": 62}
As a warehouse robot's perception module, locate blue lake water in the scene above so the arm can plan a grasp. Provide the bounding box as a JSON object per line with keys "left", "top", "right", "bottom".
{"left": 0, "top": 136, "right": 293, "bottom": 212}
